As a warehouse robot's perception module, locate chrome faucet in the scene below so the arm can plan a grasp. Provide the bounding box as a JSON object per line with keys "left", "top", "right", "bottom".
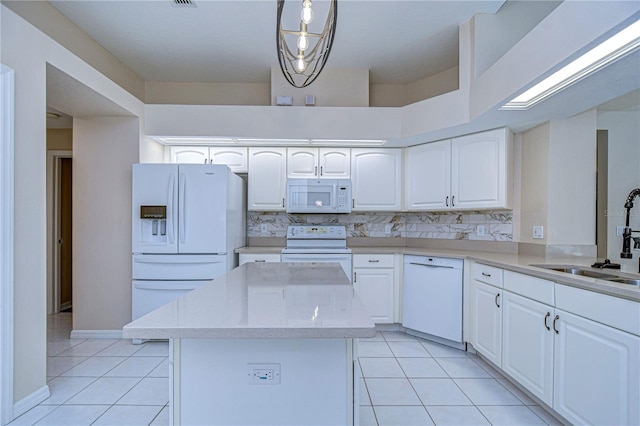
{"left": 620, "top": 187, "right": 640, "bottom": 272}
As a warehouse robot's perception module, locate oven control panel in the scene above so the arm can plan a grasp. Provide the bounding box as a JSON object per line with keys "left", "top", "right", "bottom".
{"left": 287, "top": 225, "right": 346, "bottom": 239}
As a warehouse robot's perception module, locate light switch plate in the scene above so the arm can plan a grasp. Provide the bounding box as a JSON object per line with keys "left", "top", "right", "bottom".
{"left": 617, "top": 226, "right": 625, "bottom": 236}
{"left": 476, "top": 225, "right": 485, "bottom": 236}
{"left": 533, "top": 226, "right": 544, "bottom": 239}
{"left": 385, "top": 224, "right": 392, "bottom": 235}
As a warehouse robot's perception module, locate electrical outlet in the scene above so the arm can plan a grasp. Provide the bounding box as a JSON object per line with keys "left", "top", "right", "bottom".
{"left": 617, "top": 226, "right": 625, "bottom": 236}
{"left": 260, "top": 224, "right": 267, "bottom": 233}
{"left": 247, "top": 363, "right": 280, "bottom": 385}
{"left": 476, "top": 225, "right": 485, "bottom": 236}
{"left": 533, "top": 225, "right": 544, "bottom": 239}
{"left": 385, "top": 224, "right": 393, "bottom": 235}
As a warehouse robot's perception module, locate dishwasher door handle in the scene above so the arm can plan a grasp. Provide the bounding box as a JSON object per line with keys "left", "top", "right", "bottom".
{"left": 408, "top": 262, "right": 454, "bottom": 269}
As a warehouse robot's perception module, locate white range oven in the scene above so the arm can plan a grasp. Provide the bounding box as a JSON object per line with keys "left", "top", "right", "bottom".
{"left": 281, "top": 225, "right": 352, "bottom": 283}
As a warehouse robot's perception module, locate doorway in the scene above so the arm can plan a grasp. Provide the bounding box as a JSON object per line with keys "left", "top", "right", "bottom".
{"left": 59, "top": 158, "right": 72, "bottom": 312}
{"left": 48, "top": 151, "right": 73, "bottom": 314}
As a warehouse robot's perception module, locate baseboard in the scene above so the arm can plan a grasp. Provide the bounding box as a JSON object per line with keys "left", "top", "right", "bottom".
{"left": 13, "top": 385, "right": 50, "bottom": 419}
{"left": 70, "top": 330, "right": 123, "bottom": 339}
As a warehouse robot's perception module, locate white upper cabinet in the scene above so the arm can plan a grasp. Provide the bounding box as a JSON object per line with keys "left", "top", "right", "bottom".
{"left": 287, "top": 148, "right": 350, "bottom": 178}
{"left": 209, "top": 147, "right": 248, "bottom": 173}
{"left": 404, "top": 140, "right": 451, "bottom": 210}
{"left": 170, "top": 146, "right": 210, "bottom": 164}
{"left": 404, "top": 128, "right": 512, "bottom": 211}
{"left": 451, "top": 128, "right": 511, "bottom": 210}
{"left": 319, "top": 148, "right": 350, "bottom": 178}
{"left": 170, "top": 146, "right": 248, "bottom": 172}
{"left": 248, "top": 147, "right": 287, "bottom": 211}
{"left": 351, "top": 149, "right": 402, "bottom": 211}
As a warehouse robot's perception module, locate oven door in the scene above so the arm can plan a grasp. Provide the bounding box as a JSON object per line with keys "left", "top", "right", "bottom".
{"left": 281, "top": 253, "right": 352, "bottom": 283}
{"left": 286, "top": 179, "right": 337, "bottom": 213}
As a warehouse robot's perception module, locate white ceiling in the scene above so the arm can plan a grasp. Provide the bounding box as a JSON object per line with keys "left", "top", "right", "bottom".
{"left": 48, "top": 0, "right": 505, "bottom": 85}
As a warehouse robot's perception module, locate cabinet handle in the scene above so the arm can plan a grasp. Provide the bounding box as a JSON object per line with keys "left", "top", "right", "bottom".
{"left": 320, "top": 166, "right": 323, "bottom": 176}
{"left": 352, "top": 199, "right": 355, "bottom": 208}
{"left": 544, "top": 312, "right": 551, "bottom": 331}
{"left": 353, "top": 272, "right": 357, "bottom": 283}
{"left": 368, "top": 259, "right": 380, "bottom": 263}
{"left": 282, "top": 198, "right": 285, "bottom": 208}
{"left": 204, "top": 159, "right": 207, "bottom": 164}
{"left": 315, "top": 166, "right": 318, "bottom": 176}
{"left": 446, "top": 196, "right": 449, "bottom": 207}
{"left": 254, "top": 260, "right": 266, "bottom": 263}
{"left": 553, "top": 315, "right": 559, "bottom": 334}
{"left": 495, "top": 293, "right": 500, "bottom": 308}
{"left": 481, "top": 272, "right": 491, "bottom": 277}
{"left": 452, "top": 195, "right": 455, "bottom": 207}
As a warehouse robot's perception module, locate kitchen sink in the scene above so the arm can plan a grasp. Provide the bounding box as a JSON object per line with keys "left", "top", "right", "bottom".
{"left": 606, "top": 278, "right": 640, "bottom": 286}
{"left": 531, "top": 264, "right": 640, "bottom": 286}
{"left": 531, "top": 265, "right": 618, "bottom": 279}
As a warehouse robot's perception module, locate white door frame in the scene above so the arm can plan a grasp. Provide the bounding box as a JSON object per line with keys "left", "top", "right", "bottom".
{"left": 47, "top": 151, "right": 72, "bottom": 315}
{"left": 1, "top": 64, "right": 15, "bottom": 425}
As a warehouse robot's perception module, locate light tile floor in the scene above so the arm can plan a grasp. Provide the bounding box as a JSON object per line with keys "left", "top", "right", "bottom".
{"left": 357, "top": 331, "right": 563, "bottom": 426}
{"left": 10, "top": 314, "right": 564, "bottom": 425}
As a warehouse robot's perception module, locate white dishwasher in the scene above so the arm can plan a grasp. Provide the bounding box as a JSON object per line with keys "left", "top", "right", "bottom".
{"left": 402, "top": 255, "right": 463, "bottom": 343}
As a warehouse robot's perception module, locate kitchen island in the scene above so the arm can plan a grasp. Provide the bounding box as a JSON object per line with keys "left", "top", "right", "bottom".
{"left": 123, "top": 262, "right": 376, "bottom": 426}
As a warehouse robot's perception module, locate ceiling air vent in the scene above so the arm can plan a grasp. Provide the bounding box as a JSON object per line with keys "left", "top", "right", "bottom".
{"left": 172, "top": 0, "right": 196, "bottom": 7}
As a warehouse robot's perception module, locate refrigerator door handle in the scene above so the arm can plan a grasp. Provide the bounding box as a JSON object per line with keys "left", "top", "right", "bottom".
{"left": 179, "top": 172, "right": 186, "bottom": 245}
{"left": 167, "top": 174, "right": 176, "bottom": 244}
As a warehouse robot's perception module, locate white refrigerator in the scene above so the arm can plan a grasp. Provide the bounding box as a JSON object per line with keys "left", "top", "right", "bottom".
{"left": 132, "top": 163, "right": 245, "bottom": 321}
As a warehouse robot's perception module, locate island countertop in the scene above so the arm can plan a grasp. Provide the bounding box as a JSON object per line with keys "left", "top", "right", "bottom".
{"left": 123, "top": 262, "right": 376, "bottom": 340}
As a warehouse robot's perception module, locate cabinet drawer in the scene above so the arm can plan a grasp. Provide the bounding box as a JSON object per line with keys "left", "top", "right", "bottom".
{"left": 504, "top": 270, "right": 554, "bottom": 305}
{"left": 353, "top": 254, "right": 394, "bottom": 268}
{"left": 555, "top": 284, "right": 640, "bottom": 336}
{"left": 473, "top": 263, "right": 503, "bottom": 287}
{"left": 239, "top": 253, "right": 281, "bottom": 265}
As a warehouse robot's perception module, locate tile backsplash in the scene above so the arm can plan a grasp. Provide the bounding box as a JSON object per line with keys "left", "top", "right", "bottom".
{"left": 248, "top": 211, "right": 513, "bottom": 241}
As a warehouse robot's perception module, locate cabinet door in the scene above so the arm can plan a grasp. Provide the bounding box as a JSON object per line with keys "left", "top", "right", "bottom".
{"left": 404, "top": 140, "right": 451, "bottom": 210}
{"left": 248, "top": 148, "right": 287, "bottom": 211}
{"left": 502, "top": 291, "right": 554, "bottom": 406}
{"left": 553, "top": 310, "right": 640, "bottom": 426}
{"left": 319, "top": 148, "right": 350, "bottom": 178}
{"left": 451, "top": 128, "right": 510, "bottom": 209}
{"left": 351, "top": 149, "right": 402, "bottom": 211}
{"left": 170, "top": 146, "right": 210, "bottom": 164}
{"left": 209, "top": 147, "right": 248, "bottom": 173}
{"left": 287, "top": 148, "right": 319, "bottom": 178}
{"left": 353, "top": 268, "right": 394, "bottom": 324}
{"left": 472, "top": 280, "right": 502, "bottom": 367}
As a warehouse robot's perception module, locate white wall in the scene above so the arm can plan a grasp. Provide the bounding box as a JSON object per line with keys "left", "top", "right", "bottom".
{"left": 519, "top": 123, "right": 550, "bottom": 244}
{"left": 73, "top": 117, "right": 139, "bottom": 331}
{"left": 1, "top": 5, "right": 144, "bottom": 408}
{"left": 598, "top": 110, "right": 640, "bottom": 270}
{"left": 145, "top": 81, "right": 270, "bottom": 106}
{"left": 547, "top": 109, "right": 597, "bottom": 246}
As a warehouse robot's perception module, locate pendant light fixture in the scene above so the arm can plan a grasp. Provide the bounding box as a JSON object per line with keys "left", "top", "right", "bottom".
{"left": 276, "top": 0, "right": 337, "bottom": 88}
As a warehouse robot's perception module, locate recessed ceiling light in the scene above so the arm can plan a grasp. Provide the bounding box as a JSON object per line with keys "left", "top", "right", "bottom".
{"left": 502, "top": 19, "right": 640, "bottom": 110}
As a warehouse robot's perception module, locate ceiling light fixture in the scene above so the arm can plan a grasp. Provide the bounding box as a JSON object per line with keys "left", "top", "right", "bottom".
{"left": 46, "top": 112, "right": 60, "bottom": 120}
{"left": 276, "top": 0, "right": 337, "bottom": 88}
{"left": 502, "top": 19, "right": 640, "bottom": 110}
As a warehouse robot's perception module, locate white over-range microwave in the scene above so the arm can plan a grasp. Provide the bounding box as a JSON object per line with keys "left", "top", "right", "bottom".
{"left": 286, "top": 179, "right": 352, "bottom": 213}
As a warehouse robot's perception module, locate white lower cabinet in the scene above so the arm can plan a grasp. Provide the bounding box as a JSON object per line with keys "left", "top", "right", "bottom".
{"left": 471, "top": 280, "right": 502, "bottom": 366}
{"left": 502, "top": 291, "right": 554, "bottom": 406}
{"left": 239, "top": 253, "right": 281, "bottom": 265}
{"left": 553, "top": 309, "right": 640, "bottom": 426}
{"left": 471, "top": 263, "right": 640, "bottom": 425}
{"left": 353, "top": 254, "right": 394, "bottom": 324}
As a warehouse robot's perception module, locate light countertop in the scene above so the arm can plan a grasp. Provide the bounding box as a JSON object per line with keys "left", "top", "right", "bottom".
{"left": 237, "top": 245, "right": 640, "bottom": 302}
{"left": 123, "top": 262, "right": 376, "bottom": 340}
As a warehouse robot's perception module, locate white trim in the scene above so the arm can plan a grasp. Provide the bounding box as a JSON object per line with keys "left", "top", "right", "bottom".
{"left": 0, "top": 64, "right": 15, "bottom": 426}
{"left": 70, "top": 330, "right": 124, "bottom": 339}
{"left": 46, "top": 150, "right": 72, "bottom": 315}
{"left": 12, "top": 386, "right": 50, "bottom": 420}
